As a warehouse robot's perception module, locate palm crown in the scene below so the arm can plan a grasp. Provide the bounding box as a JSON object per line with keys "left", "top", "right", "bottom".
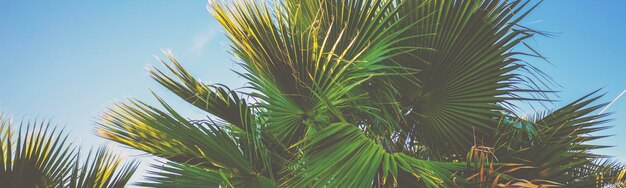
{"left": 94, "top": 0, "right": 625, "bottom": 187}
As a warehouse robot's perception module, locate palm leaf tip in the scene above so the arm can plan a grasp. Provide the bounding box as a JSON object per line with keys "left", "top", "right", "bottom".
{"left": 69, "top": 145, "right": 139, "bottom": 188}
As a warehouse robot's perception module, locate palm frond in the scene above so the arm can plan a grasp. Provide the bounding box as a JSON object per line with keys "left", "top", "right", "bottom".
{"left": 287, "top": 122, "right": 463, "bottom": 187}
{"left": 210, "top": 0, "right": 416, "bottom": 146}
{"left": 0, "top": 114, "right": 138, "bottom": 188}
{"left": 491, "top": 90, "right": 614, "bottom": 185}
{"left": 98, "top": 96, "right": 253, "bottom": 170}
{"left": 393, "top": 0, "right": 551, "bottom": 156}
{"left": 0, "top": 117, "right": 74, "bottom": 187}
{"left": 149, "top": 51, "right": 250, "bottom": 129}
{"left": 68, "top": 146, "right": 139, "bottom": 188}
{"left": 97, "top": 94, "right": 282, "bottom": 186}
{"left": 141, "top": 161, "right": 277, "bottom": 188}
{"left": 139, "top": 162, "right": 230, "bottom": 188}
{"left": 566, "top": 159, "right": 626, "bottom": 188}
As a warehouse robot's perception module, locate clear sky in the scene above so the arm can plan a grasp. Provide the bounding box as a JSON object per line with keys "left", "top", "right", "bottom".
{"left": 1, "top": 0, "right": 625, "bottom": 183}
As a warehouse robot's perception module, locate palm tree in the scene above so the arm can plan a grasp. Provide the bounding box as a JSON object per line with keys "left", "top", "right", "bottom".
{"left": 0, "top": 115, "right": 138, "bottom": 188}
{"left": 97, "top": 0, "right": 625, "bottom": 187}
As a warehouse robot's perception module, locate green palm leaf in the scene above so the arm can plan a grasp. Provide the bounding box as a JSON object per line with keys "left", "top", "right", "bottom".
{"left": 210, "top": 0, "right": 416, "bottom": 146}
{"left": 97, "top": 94, "right": 282, "bottom": 186}
{"left": 99, "top": 96, "right": 253, "bottom": 170}
{"left": 392, "top": 0, "right": 551, "bottom": 156}
{"left": 567, "top": 159, "right": 626, "bottom": 187}
{"left": 139, "top": 162, "right": 231, "bottom": 188}
{"left": 0, "top": 115, "right": 138, "bottom": 188}
{"left": 140, "top": 161, "right": 277, "bottom": 188}
{"left": 149, "top": 51, "right": 251, "bottom": 129}
{"left": 287, "top": 122, "right": 463, "bottom": 187}
{"left": 68, "top": 146, "right": 139, "bottom": 188}
{"left": 514, "top": 91, "right": 611, "bottom": 183}
{"left": 486, "top": 90, "right": 624, "bottom": 186}
{"left": 0, "top": 118, "right": 74, "bottom": 187}
{"left": 94, "top": 0, "right": 625, "bottom": 187}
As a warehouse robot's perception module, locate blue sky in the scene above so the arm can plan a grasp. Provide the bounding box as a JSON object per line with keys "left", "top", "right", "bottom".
{"left": 1, "top": 0, "right": 625, "bottom": 182}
